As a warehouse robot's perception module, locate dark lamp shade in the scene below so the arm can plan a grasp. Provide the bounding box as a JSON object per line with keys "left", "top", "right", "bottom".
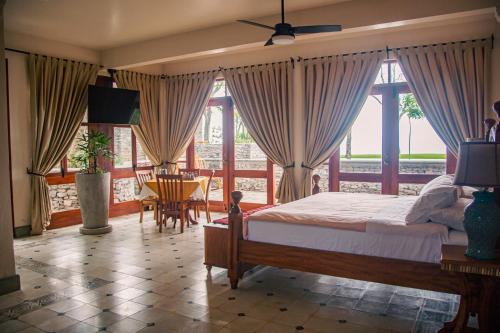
{"left": 453, "top": 142, "right": 500, "bottom": 187}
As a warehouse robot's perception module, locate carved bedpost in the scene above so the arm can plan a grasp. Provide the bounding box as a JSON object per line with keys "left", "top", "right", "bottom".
{"left": 493, "top": 101, "right": 500, "bottom": 143}
{"left": 312, "top": 174, "right": 321, "bottom": 195}
{"left": 228, "top": 191, "right": 243, "bottom": 289}
{"left": 488, "top": 101, "right": 500, "bottom": 206}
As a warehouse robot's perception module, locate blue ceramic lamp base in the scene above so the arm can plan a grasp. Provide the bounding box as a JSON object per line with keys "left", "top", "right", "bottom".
{"left": 464, "top": 191, "right": 500, "bottom": 260}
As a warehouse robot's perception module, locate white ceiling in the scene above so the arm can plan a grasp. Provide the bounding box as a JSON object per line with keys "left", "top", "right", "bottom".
{"left": 5, "top": 0, "right": 350, "bottom": 50}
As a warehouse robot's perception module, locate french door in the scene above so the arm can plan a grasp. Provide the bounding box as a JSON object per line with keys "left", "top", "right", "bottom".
{"left": 188, "top": 95, "right": 275, "bottom": 212}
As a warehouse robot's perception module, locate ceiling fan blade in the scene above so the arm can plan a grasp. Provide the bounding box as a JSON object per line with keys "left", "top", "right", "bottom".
{"left": 237, "top": 20, "right": 275, "bottom": 30}
{"left": 293, "top": 25, "right": 342, "bottom": 34}
{"left": 264, "top": 38, "right": 274, "bottom": 46}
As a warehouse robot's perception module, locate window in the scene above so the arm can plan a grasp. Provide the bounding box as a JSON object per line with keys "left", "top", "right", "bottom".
{"left": 135, "top": 138, "right": 151, "bottom": 167}
{"left": 194, "top": 105, "right": 224, "bottom": 170}
{"left": 398, "top": 93, "right": 446, "bottom": 175}
{"left": 325, "top": 61, "right": 454, "bottom": 196}
{"left": 113, "top": 127, "right": 133, "bottom": 168}
{"left": 339, "top": 95, "right": 383, "bottom": 174}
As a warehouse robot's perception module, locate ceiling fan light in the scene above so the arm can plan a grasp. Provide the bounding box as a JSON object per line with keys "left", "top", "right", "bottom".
{"left": 272, "top": 34, "right": 294, "bottom": 45}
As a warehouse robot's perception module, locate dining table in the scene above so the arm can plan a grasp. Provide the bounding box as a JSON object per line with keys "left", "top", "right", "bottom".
{"left": 138, "top": 176, "right": 209, "bottom": 224}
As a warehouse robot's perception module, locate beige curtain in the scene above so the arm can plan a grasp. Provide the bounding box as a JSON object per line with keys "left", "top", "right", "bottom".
{"left": 223, "top": 62, "right": 296, "bottom": 203}
{"left": 29, "top": 54, "right": 98, "bottom": 235}
{"left": 394, "top": 40, "right": 491, "bottom": 156}
{"left": 162, "top": 72, "right": 216, "bottom": 173}
{"left": 113, "top": 71, "right": 162, "bottom": 166}
{"left": 300, "top": 52, "right": 383, "bottom": 197}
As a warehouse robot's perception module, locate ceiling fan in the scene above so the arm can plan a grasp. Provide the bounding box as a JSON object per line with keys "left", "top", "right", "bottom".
{"left": 237, "top": 0, "right": 342, "bottom": 46}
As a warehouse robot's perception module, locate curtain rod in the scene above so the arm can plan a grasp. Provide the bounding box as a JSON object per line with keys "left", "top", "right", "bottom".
{"left": 5, "top": 47, "right": 103, "bottom": 68}
{"left": 219, "top": 58, "right": 294, "bottom": 72}
{"left": 298, "top": 35, "right": 493, "bottom": 62}
{"left": 387, "top": 35, "right": 493, "bottom": 53}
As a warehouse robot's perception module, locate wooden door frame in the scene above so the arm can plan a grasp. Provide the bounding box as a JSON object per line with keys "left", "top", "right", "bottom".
{"left": 188, "top": 95, "right": 275, "bottom": 212}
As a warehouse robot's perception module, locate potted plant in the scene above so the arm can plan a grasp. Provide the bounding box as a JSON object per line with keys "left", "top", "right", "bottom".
{"left": 70, "top": 130, "right": 114, "bottom": 234}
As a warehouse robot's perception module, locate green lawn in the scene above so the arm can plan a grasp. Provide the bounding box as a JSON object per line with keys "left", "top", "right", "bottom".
{"left": 341, "top": 153, "right": 446, "bottom": 159}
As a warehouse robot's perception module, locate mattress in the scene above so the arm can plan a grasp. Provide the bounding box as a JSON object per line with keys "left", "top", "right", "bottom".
{"left": 247, "top": 220, "right": 467, "bottom": 264}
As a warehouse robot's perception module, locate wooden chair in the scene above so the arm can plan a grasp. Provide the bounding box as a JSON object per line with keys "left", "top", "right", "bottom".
{"left": 178, "top": 168, "right": 201, "bottom": 218}
{"left": 156, "top": 174, "right": 189, "bottom": 233}
{"left": 135, "top": 169, "right": 158, "bottom": 224}
{"left": 187, "top": 170, "right": 214, "bottom": 224}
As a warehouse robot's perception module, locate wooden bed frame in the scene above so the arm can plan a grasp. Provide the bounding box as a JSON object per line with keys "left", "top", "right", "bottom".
{"left": 226, "top": 190, "right": 466, "bottom": 295}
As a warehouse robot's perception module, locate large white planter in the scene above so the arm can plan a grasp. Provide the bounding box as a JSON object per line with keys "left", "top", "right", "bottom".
{"left": 76, "top": 172, "right": 112, "bottom": 235}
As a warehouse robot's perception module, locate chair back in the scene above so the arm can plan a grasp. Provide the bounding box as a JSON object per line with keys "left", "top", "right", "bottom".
{"left": 135, "top": 169, "right": 154, "bottom": 191}
{"left": 178, "top": 168, "right": 201, "bottom": 177}
{"left": 156, "top": 174, "right": 184, "bottom": 211}
{"left": 205, "top": 170, "right": 215, "bottom": 203}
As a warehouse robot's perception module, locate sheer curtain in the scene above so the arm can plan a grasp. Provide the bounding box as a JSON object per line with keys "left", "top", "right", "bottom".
{"left": 394, "top": 40, "right": 491, "bottom": 156}
{"left": 114, "top": 70, "right": 163, "bottom": 166}
{"left": 28, "top": 54, "right": 98, "bottom": 234}
{"left": 300, "top": 52, "right": 383, "bottom": 197}
{"left": 223, "top": 62, "right": 296, "bottom": 203}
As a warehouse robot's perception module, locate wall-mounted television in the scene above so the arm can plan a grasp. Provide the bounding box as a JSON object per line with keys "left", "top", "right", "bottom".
{"left": 88, "top": 85, "right": 140, "bottom": 125}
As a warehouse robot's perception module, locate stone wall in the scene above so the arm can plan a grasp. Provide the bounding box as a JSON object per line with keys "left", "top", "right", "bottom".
{"left": 50, "top": 178, "right": 140, "bottom": 212}
{"left": 50, "top": 155, "right": 441, "bottom": 211}
{"left": 49, "top": 183, "right": 80, "bottom": 212}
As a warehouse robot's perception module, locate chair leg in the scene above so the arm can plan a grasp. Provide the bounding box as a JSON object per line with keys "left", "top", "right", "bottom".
{"left": 153, "top": 203, "right": 158, "bottom": 223}
{"left": 205, "top": 204, "right": 211, "bottom": 224}
{"left": 180, "top": 209, "right": 185, "bottom": 233}
{"left": 139, "top": 203, "right": 144, "bottom": 223}
{"left": 159, "top": 212, "right": 163, "bottom": 233}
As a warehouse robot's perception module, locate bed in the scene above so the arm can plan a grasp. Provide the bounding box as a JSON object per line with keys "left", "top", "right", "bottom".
{"left": 227, "top": 190, "right": 469, "bottom": 297}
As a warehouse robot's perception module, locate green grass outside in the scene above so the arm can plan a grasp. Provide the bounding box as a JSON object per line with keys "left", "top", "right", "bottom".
{"left": 340, "top": 153, "right": 446, "bottom": 159}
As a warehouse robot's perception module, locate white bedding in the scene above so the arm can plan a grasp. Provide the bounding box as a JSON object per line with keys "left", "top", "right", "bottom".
{"left": 246, "top": 192, "right": 467, "bottom": 264}
{"left": 247, "top": 220, "right": 466, "bottom": 263}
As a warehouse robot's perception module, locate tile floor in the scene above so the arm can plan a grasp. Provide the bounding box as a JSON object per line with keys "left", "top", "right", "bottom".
{"left": 0, "top": 211, "right": 463, "bottom": 333}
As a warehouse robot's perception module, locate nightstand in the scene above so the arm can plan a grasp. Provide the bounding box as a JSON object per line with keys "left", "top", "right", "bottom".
{"left": 440, "top": 245, "right": 500, "bottom": 332}
{"left": 204, "top": 223, "right": 228, "bottom": 271}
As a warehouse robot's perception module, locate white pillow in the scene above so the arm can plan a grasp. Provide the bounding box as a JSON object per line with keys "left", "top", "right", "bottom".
{"left": 405, "top": 175, "right": 459, "bottom": 224}
{"left": 429, "top": 198, "right": 472, "bottom": 231}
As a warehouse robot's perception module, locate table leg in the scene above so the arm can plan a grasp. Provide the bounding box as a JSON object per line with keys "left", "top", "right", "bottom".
{"left": 439, "top": 275, "right": 473, "bottom": 333}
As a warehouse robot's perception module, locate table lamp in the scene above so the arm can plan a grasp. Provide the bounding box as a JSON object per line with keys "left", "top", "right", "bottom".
{"left": 454, "top": 142, "right": 500, "bottom": 259}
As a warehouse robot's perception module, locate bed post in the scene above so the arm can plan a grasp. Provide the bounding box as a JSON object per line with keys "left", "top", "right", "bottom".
{"left": 228, "top": 191, "right": 243, "bottom": 289}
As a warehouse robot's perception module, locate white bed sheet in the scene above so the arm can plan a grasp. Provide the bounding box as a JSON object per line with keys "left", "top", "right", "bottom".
{"left": 247, "top": 219, "right": 467, "bottom": 264}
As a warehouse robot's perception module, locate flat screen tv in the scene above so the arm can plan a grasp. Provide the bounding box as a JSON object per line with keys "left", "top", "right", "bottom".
{"left": 88, "top": 85, "right": 140, "bottom": 125}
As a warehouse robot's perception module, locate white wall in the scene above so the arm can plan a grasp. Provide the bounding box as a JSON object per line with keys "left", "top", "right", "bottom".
{"left": 6, "top": 51, "right": 31, "bottom": 228}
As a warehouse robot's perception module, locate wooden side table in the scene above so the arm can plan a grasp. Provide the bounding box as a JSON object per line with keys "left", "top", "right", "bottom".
{"left": 440, "top": 245, "right": 500, "bottom": 332}
{"left": 204, "top": 223, "right": 228, "bottom": 271}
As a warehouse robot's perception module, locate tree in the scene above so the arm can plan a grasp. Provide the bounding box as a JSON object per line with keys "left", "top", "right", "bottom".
{"left": 399, "top": 94, "right": 424, "bottom": 159}
{"left": 203, "top": 81, "right": 225, "bottom": 142}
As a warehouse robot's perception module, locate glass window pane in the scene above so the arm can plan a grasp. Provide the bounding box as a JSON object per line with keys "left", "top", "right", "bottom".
{"left": 208, "top": 177, "right": 224, "bottom": 202}
{"left": 374, "top": 62, "right": 407, "bottom": 84}
{"left": 235, "top": 178, "right": 267, "bottom": 204}
{"left": 390, "top": 62, "right": 406, "bottom": 83}
{"left": 340, "top": 181, "right": 381, "bottom": 194}
{"left": 113, "top": 178, "right": 138, "bottom": 203}
{"left": 399, "top": 183, "right": 425, "bottom": 196}
{"left": 67, "top": 126, "right": 88, "bottom": 171}
{"left": 313, "top": 162, "right": 329, "bottom": 193}
{"left": 398, "top": 93, "right": 446, "bottom": 175}
{"left": 339, "top": 95, "right": 382, "bottom": 173}
{"left": 195, "top": 105, "right": 223, "bottom": 169}
{"left": 374, "top": 62, "right": 388, "bottom": 85}
{"left": 234, "top": 109, "right": 267, "bottom": 170}
{"left": 211, "top": 80, "right": 227, "bottom": 98}
{"left": 135, "top": 138, "right": 151, "bottom": 167}
{"left": 114, "top": 127, "right": 133, "bottom": 168}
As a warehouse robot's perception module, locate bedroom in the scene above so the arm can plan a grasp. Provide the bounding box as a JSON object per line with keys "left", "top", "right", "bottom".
{"left": 1, "top": 0, "right": 500, "bottom": 332}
